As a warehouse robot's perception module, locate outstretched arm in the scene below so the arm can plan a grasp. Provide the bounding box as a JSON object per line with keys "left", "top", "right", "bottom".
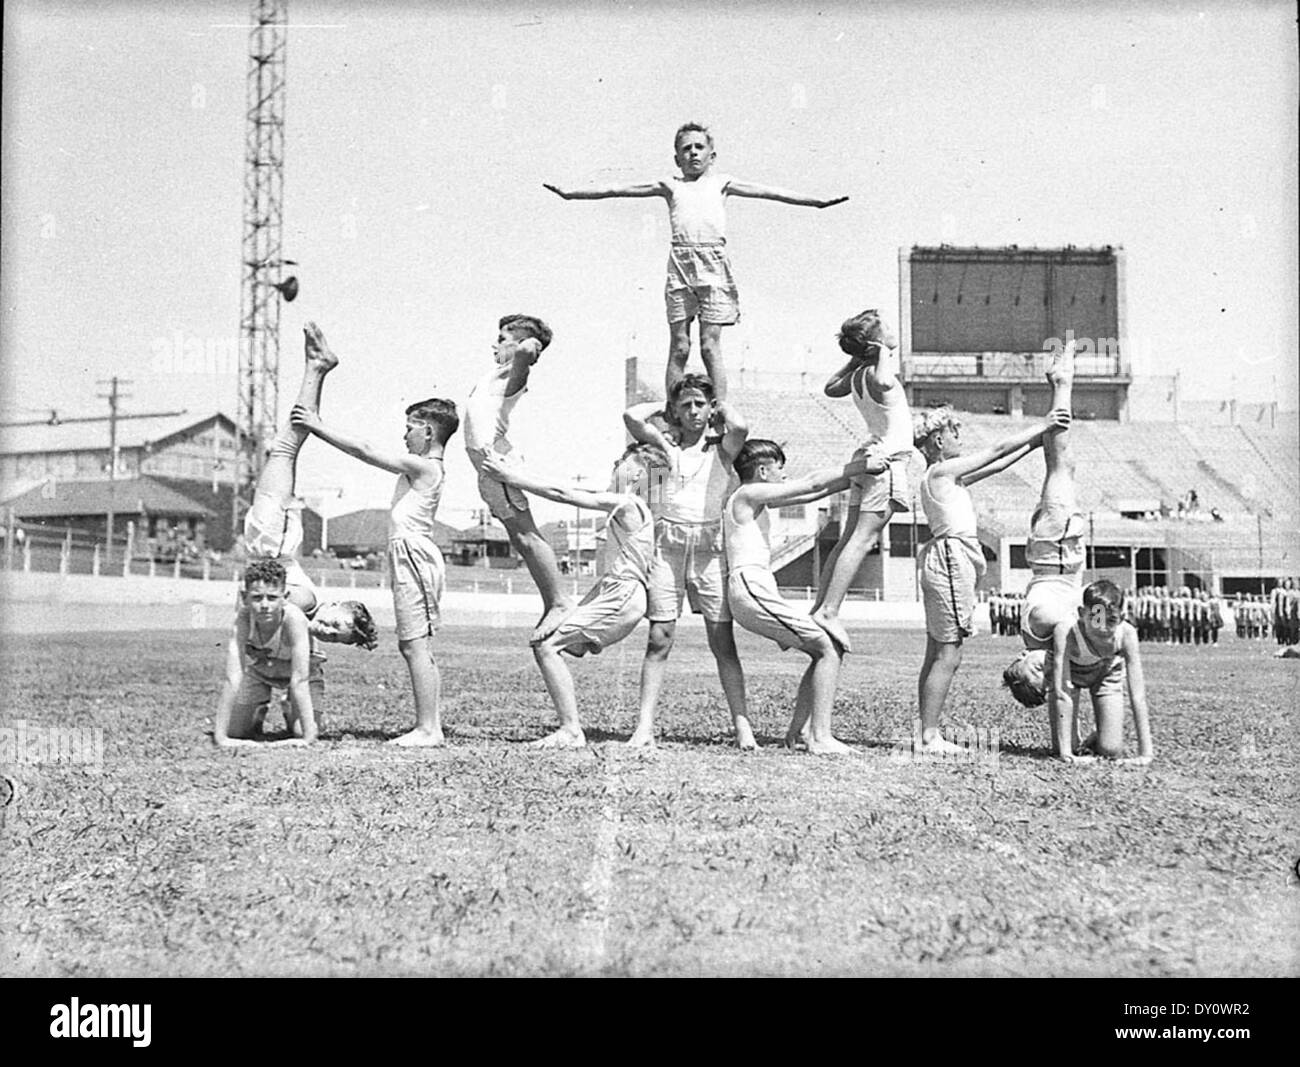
{"left": 742, "top": 454, "right": 881, "bottom": 511}
{"left": 964, "top": 438, "right": 1042, "bottom": 485}
{"left": 291, "top": 407, "right": 436, "bottom": 481}
{"left": 543, "top": 181, "right": 665, "bottom": 200}
{"left": 1048, "top": 625, "right": 1079, "bottom": 760}
{"left": 214, "top": 622, "right": 254, "bottom": 749}
{"left": 481, "top": 454, "right": 621, "bottom": 512}
{"left": 1120, "top": 629, "right": 1154, "bottom": 763}
{"left": 276, "top": 612, "right": 318, "bottom": 746}
{"left": 726, "top": 180, "right": 848, "bottom": 208}
{"left": 937, "top": 411, "right": 1068, "bottom": 485}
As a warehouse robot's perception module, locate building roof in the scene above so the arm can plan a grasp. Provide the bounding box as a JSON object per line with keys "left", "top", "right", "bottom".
{"left": 326, "top": 508, "right": 459, "bottom": 550}
{"left": 0, "top": 412, "right": 236, "bottom": 456}
{"left": 5, "top": 476, "right": 213, "bottom": 519}
{"left": 453, "top": 521, "right": 512, "bottom": 544}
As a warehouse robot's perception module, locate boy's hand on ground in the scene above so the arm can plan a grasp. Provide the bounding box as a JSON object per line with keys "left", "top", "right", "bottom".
{"left": 290, "top": 404, "right": 320, "bottom": 431}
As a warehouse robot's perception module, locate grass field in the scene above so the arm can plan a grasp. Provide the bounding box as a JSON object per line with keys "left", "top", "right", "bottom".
{"left": 1, "top": 623, "right": 1296, "bottom": 977}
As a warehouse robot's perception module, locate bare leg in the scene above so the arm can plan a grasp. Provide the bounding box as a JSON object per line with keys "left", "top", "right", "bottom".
{"left": 1041, "top": 339, "right": 1076, "bottom": 511}
{"left": 1090, "top": 691, "right": 1126, "bottom": 758}
{"left": 698, "top": 322, "right": 726, "bottom": 400}
{"left": 258, "top": 323, "right": 337, "bottom": 502}
{"left": 504, "top": 512, "right": 575, "bottom": 641}
{"left": 812, "top": 508, "right": 890, "bottom": 652}
{"left": 917, "top": 636, "right": 965, "bottom": 752}
{"left": 665, "top": 319, "right": 693, "bottom": 400}
{"left": 390, "top": 636, "right": 444, "bottom": 746}
{"left": 628, "top": 620, "right": 675, "bottom": 747}
{"left": 530, "top": 640, "right": 586, "bottom": 748}
{"left": 704, "top": 619, "right": 754, "bottom": 749}
{"left": 803, "top": 638, "right": 851, "bottom": 754}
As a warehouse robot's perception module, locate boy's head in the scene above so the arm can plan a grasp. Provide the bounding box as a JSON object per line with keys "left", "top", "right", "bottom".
{"left": 674, "top": 122, "right": 715, "bottom": 177}
{"left": 837, "top": 309, "right": 897, "bottom": 362}
{"left": 913, "top": 405, "right": 961, "bottom": 457}
{"left": 242, "top": 558, "right": 288, "bottom": 618}
{"left": 1080, "top": 579, "right": 1125, "bottom": 639}
{"left": 1002, "top": 649, "right": 1047, "bottom": 707}
{"left": 734, "top": 438, "right": 787, "bottom": 483}
{"left": 309, "top": 599, "right": 379, "bottom": 650}
{"left": 404, "top": 397, "right": 459, "bottom": 451}
{"left": 495, "top": 314, "right": 553, "bottom": 366}
{"left": 611, "top": 441, "right": 671, "bottom": 501}
{"left": 667, "top": 372, "right": 716, "bottom": 431}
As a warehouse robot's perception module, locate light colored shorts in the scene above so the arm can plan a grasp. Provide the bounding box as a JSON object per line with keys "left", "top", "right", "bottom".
{"left": 241, "top": 492, "right": 316, "bottom": 612}
{"left": 728, "top": 566, "right": 828, "bottom": 652}
{"left": 849, "top": 451, "right": 912, "bottom": 514}
{"left": 1027, "top": 501, "right": 1087, "bottom": 575}
{"left": 1021, "top": 572, "right": 1083, "bottom": 650}
{"left": 1068, "top": 654, "right": 1125, "bottom": 698}
{"left": 919, "top": 538, "right": 984, "bottom": 643}
{"left": 228, "top": 657, "right": 326, "bottom": 737}
{"left": 467, "top": 449, "right": 531, "bottom": 523}
{"left": 646, "top": 520, "right": 731, "bottom": 623}
{"left": 665, "top": 242, "right": 740, "bottom": 326}
{"left": 388, "top": 536, "right": 445, "bottom": 641}
{"left": 546, "top": 576, "right": 647, "bottom": 656}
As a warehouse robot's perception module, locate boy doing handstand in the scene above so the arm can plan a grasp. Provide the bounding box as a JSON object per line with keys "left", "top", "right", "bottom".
{"left": 464, "top": 314, "right": 574, "bottom": 642}
{"left": 811, "top": 310, "right": 912, "bottom": 653}
{"left": 725, "top": 439, "right": 883, "bottom": 754}
{"left": 544, "top": 122, "right": 847, "bottom": 400}
{"left": 292, "top": 324, "right": 459, "bottom": 746}
{"left": 482, "top": 443, "right": 670, "bottom": 748}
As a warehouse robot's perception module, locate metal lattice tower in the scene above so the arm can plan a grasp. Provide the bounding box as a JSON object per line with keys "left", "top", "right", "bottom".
{"left": 234, "top": 0, "right": 289, "bottom": 539}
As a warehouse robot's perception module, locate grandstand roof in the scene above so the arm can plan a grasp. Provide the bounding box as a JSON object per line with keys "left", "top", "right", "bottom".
{"left": 4, "top": 476, "right": 212, "bottom": 519}
{"left": 0, "top": 412, "right": 234, "bottom": 456}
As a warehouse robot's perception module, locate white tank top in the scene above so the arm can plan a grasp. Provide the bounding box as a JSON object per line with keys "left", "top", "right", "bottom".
{"left": 666, "top": 171, "right": 732, "bottom": 244}
{"left": 659, "top": 438, "right": 735, "bottom": 524}
{"left": 463, "top": 370, "right": 525, "bottom": 454}
{"left": 388, "top": 463, "right": 443, "bottom": 541}
{"left": 918, "top": 467, "right": 978, "bottom": 540}
{"left": 723, "top": 492, "right": 771, "bottom": 572}
{"left": 599, "top": 497, "right": 656, "bottom": 584}
{"left": 852, "top": 374, "right": 913, "bottom": 457}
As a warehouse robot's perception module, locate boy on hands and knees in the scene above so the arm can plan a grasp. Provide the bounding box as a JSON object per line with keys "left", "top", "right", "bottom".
{"left": 291, "top": 324, "right": 459, "bottom": 747}
{"left": 725, "top": 440, "right": 883, "bottom": 755}
{"left": 1048, "top": 580, "right": 1154, "bottom": 765}
{"left": 623, "top": 375, "right": 754, "bottom": 749}
{"left": 214, "top": 560, "right": 320, "bottom": 748}
{"left": 913, "top": 400, "right": 1071, "bottom": 755}
{"left": 464, "top": 315, "right": 574, "bottom": 642}
{"left": 482, "top": 443, "right": 670, "bottom": 749}
{"left": 811, "top": 310, "right": 913, "bottom": 653}
{"left": 545, "top": 122, "right": 847, "bottom": 401}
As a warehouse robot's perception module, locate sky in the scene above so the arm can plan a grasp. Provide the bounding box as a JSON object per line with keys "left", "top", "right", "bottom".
{"left": 2, "top": 0, "right": 1296, "bottom": 528}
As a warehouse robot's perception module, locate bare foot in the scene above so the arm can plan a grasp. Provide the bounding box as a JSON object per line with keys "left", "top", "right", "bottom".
{"left": 806, "top": 734, "right": 855, "bottom": 755}
{"left": 734, "top": 719, "right": 758, "bottom": 751}
{"left": 1046, "top": 337, "right": 1075, "bottom": 387}
{"left": 783, "top": 730, "right": 807, "bottom": 751}
{"left": 389, "top": 727, "right": 446, "bottom": 747}
{"left": 918, "top": 734, "right": 966, "bottom": 756}
{"left": 529, "top": 726, "right": 586, "bottom": 749}
{"left": 625, "top": 727, "right": 656, "bottom": 748}
{"left": 303, "top": 321, "right": 339, "bottom": 370}
{"left": 530, "top": 601, "right": 574, "bottom": 643}
{"left": 810, "top": 610, "right": 853, "bottom": 653}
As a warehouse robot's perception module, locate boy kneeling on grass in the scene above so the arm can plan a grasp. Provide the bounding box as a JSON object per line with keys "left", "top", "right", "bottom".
{"left": 214, "top": 559, "right": 321, "bottom": 748}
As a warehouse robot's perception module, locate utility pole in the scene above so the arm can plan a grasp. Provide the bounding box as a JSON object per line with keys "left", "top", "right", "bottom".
{"left": 97, "top": 376, "right": 127, "bottom": 559}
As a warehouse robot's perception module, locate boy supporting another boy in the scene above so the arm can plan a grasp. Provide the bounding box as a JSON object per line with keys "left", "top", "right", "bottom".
{"left": 544, "top": 122, "right": 847, "bottom": 400}
{"left": 811, "top": 310, "right": 912, "bottom": 652}
{"left": 1048, "top": 579, "right": 1154, "bottom": 764}
{"left": 292, "top": 325, "right": 460, "bottom": 746}
{"left": 725, "top": 439, "right": 883, "bottom": 754}
{"left": 623, "top": 374, "right": 753, "bottom": 749}
{"left": 482, "top": 443, "right": 670, "bottom": 748}
{"left": 464, "top": 314, "right": 574, "bottom": 642}
{"left": 214, "top": 559, "right": 320, "bottom": 748}
{"left": 912, "top": 395, "right": 1071, "bottom": 754}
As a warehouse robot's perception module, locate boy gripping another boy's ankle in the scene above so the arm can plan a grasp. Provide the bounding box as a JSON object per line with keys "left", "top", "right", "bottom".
{"left": 463, "top": 314, "right": 574, "bottom": 643}
{"left": 292, "top": 324, "right": 459, "bottom": 747}
{"left": 545, "top": 122, "right": 847, "bottom": 401}
{"left": 811, "top": 309, "right": 912, "bottom": 654}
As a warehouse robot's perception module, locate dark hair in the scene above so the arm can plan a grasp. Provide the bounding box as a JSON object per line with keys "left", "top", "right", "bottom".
{"left": 1083, "top": 579, "right": 1125, "bottom": 614}
{"left": 674, "top": 121, "right": 713, "bottom": 151}
{"left": 1002, "top": 651, "right": 1047, "bottom": 708}
{"left": 669, "top": 373, "right": 716, "bottom": 407}
{"left": 406, "top": 397, "right": 460, "bottom": 445}
{"left": 243, "top": 558, "right": 287, "bottom": 590}
{"left": 621, "top": 440, "right": 671, "bottom": 473}
{"left": 339, "top": 600, "right": 378, "bottom": 651}
{"left": 734, "top": 439, "right": 786, "bottom": 481}
{"left": 837, "top": 309, "right": 885, "bottom": 359}
{"left": 499, "top": 314, "right": 553, "bottom": 351}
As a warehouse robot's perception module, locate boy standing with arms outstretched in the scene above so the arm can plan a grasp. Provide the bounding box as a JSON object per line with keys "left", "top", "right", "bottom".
{"left": 483, "top": 443, "right": 670, "bottom": 748}
{"left": 811, "top": 309, "right": 912, "bottom": 652}
{"left": 725, "top": 439, "right": 883, "bottom": 754}
{"left": 912, "top": 383, "right": 1071, "bottom": 754}
{"left": 544, "top": 122, "right": 847, "bottom": 400}
{"left": 623, "top": 374, "right": 753, "bottom": 749}
{"left": 464, "top": 315, "right": 574, "bottom": 642}
{"left": 292, "top": 325, "right": 459, "bottom": 747}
